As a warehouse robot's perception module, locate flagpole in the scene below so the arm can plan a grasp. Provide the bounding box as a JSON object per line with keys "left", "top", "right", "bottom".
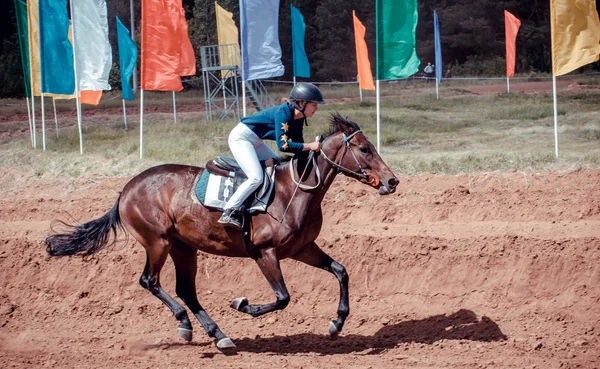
{"left": 26, "top": 97, "right": 33, "bottom": 147}
{"left": 222, "top": 78, "right": 227, "bottom": 112}
{"left": 375, "top": 0, "right": 380, "bottom": 153}
{"left": 130, "top": 0, "right": 137, "bottom": 92}
{"left": 435, "top": 78, "right": 439, "bottom": 100}
{"left": 31, "top": 96, "right": 37, "bottom": 148}
{"left": 122, "top": 99, "right": 128, "bottom": 129}
{"left": 69, "top": 0, "right": 84, "bottom": 154}
{"left": 242, "top": 81, "right": 247, "bottom": 117}
{"left": 506, "top": 76, "right": 510, "bottom": 94}
{"left": 293, "top": 76, "right": 296, "bottom": 86}
{"left": 173, "top": 91, "right": 177, "bottom": 124}
{"left": 552, "top": 76, "right": 559, "bottom": 158}
{"left": 376, "top": 80, "right": 381, "bottom": 153}
{"left": 358, "top": 74, "right": 363, "bottom": 102}
{"left": 140, "top": 89, "right": 144, "bottom": 159}
{"left": 53, "top": 98, "right": 59, "bottom": 137}
{"left": 40, "top": 93, "right": 46, "bottom": 150}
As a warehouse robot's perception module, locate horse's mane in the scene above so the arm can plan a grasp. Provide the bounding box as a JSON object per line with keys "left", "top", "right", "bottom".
{"left": 278, "top": 113, "right": 362, "bottom": 163}
{"left": 322, "top": 113, "right": 361, "bottom": 139}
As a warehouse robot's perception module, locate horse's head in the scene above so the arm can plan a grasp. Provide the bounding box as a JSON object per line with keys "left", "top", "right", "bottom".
{"left": 320, "top": 114, "right": 398, "bottom": 195}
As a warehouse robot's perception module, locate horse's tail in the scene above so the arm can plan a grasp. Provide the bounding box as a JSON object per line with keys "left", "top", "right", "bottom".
{"left": 46, "top": 194, "right": 124, "bottom": 257}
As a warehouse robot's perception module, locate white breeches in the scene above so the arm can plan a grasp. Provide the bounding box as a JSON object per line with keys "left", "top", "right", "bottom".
{"left": 224, "top": 123, "right": 278, "bottom": 210}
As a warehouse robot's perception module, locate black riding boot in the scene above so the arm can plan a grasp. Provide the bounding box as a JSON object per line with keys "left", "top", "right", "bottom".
{"left": 218, "top": 208, "right": 243, "bottom": 230}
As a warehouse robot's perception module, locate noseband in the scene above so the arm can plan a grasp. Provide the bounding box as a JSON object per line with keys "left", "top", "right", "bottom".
{"left": 320, "top": 130, "right": 380, "bottom": 187}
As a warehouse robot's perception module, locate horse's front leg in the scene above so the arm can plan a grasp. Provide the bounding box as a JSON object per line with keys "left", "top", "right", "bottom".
{"left": 230, "top": 247, "right": 290, "bottom": 317}
{"left": 291, "top": 242, "right": 349, "bottom": 337}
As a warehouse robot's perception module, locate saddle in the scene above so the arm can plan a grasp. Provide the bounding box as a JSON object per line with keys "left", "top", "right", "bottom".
{"left": 195, "top": 156, "right": 279, "bottom": 213}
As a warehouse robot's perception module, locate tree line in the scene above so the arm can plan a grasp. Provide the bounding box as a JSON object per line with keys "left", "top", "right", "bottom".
{"left": 1, "top": 0, "right": 598, "bottom": 98}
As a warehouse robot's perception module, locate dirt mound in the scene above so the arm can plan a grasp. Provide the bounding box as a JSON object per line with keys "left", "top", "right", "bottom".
{"left": 0, "top": 167, "right": 599, "bottom": 368}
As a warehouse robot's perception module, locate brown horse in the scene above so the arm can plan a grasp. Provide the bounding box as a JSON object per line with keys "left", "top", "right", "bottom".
{"left": 45, "top": 114, "right": 398, "bottom": 353}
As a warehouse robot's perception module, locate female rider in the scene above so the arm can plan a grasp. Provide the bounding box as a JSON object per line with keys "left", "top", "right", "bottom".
{"left": 218, "top": 82, "right": 326, "bottom": 229}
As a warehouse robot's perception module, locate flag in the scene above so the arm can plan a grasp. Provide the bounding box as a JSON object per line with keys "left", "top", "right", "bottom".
{"left": 27, "top": 0, "right": 41, "bottom": 96}
{"left": 550, "top": 0, "right": 600, "bottom": 76}
{"left": 141, "top": 0, "right": 183, "bottom": 91}
{"left": 433, "top": 10, "right": 443, "bottom": 83}
{"left": 215, "top": 2, "right": 240, "bottom": 76}
{"left": 240, "top": 0, "right": 284, "bottom": 81}
{"left": 177, "top": 3, "right": 196, "bottom": 76}
{"left": 80, "top": 90, "right": 103, "bottom": 105}
{"left": 15, "top": 0, "right": 31, "bottom": 97}
{"left": 116, "top": 16, "right": 138, "bottom": 100}
{"left": 291, "top": 5, "right": 310, "bottom": 78}
{"left": 39, "top": 0, "right": 75, "bottom": 94}
{"left": 72, "top": 0, "right": 112, "bottom": 91}
{"left": 352, "top": 11, "right": 375, "bottom": 90}
{"left": 504, "top": 10, "right": 521, "bottom": 77}
{"left": 375, "top": 0, "right": 420, "bottom": 80}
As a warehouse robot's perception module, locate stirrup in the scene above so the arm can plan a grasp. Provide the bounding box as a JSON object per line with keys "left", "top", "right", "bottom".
{"left": 218, "top": 209, "right": 242, "bottom": 230}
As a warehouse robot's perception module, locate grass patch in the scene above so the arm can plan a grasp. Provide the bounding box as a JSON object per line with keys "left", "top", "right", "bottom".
{"left": 1, "top": 85, "right": 599, "bottom": 178}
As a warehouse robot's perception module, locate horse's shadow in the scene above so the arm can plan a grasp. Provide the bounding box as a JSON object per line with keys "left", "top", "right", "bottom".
{"left": 234, "top": 309, "right": 507, "bottom": 355}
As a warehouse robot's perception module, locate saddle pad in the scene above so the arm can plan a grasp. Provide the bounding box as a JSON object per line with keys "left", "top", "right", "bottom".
{"left": 195, "top": 167, "right": 275, "bottom": 213}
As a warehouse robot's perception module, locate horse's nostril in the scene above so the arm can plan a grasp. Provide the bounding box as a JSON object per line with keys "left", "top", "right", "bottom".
{"left": 388, "top": 178, "right": 398, "bottom": 187}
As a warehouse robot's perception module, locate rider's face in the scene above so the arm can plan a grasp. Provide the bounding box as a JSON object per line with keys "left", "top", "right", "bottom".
{"left": 303, "top": 102, "right": 319, "bottom": 118}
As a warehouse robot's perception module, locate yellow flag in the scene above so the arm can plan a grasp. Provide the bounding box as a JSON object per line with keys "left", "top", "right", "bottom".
{"left": 215, "top": 2, "right": 240, "bottom": 77}
{"left": 27, "top": 0, "right": 41, "bottom": 96}
{"left": 551, "top": 0, "right": 600, "bottom": 76}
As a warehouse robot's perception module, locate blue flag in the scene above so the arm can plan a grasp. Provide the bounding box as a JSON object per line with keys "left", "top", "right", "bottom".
{"left": 291, "top": 5, "right": 310, "bottom": 78}
{"left": 433, "top": 10, "right": 443, "bottom": 83}
{"left": 116, "top": 16, "right": 138, "bottom": 101}
{"left": 39, "top": 0, "right": 75, "bottom": 94}
{"left": 240, "top": 0, "right": 284, "bottom": 81}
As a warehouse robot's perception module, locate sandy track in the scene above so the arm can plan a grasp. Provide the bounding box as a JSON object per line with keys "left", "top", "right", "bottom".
{"left": 0, "top": 167, "right": 599, "bottom": 368}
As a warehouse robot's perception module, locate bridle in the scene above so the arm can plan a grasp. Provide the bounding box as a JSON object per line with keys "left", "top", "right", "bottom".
{"left": 281, "top": 129, "right": 379, "bottom": 223}
{"left": 319, "top": 130, "right": 380, "bottom": 187}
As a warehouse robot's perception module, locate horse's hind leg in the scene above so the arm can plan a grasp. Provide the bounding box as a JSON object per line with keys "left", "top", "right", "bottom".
{"left": 291, "top": 242, "right": 349, "bottom": 338}
{"left": 139, "top": 238, "right": 194, "bottom": 342}
{"left": 169, "top": 239, "right": 236, "bottom": 352}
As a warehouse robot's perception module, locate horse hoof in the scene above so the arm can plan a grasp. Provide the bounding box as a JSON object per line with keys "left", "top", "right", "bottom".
{"left": 178, "top": 327, "right": 193, "bottom": 342}
{"left": 216, "top": 337, "right": 237, "bottom": 354}
{"left": 230, "top": 297, "right": 248, "bottom": 311}
{"left": 328, "top": 321, "right": 340, "bottom": 338}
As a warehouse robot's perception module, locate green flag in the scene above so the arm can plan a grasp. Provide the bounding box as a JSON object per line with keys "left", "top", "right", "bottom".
{"left": 376, "top": 0, "right": 420, "bottom": 80}
{"left": 14, "top": 0, "right": 31, "bottom": 97}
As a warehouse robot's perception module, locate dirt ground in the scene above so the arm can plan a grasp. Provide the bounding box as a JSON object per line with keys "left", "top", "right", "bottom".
{"left": 1, "top": 80, "right": 599, "bottom": 368}
{"left": 0, "top": 165, "right": 599, "bottom": 369}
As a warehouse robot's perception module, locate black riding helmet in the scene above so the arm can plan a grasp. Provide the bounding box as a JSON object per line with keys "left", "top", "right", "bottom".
{"left": 289, "top": 82, "right": 327, "bottom": 114}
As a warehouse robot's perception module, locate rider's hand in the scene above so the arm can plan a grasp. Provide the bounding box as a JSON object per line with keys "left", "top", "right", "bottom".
{"left": 303, "top": 141, "right": 322, "bottom": 152}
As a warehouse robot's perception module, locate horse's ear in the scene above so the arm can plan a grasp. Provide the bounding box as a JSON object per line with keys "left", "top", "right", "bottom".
{"left": 332, "top": 113, "right": 352, "bottom": 135}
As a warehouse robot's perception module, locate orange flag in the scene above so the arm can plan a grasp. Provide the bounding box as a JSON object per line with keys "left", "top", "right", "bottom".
{"left": 504, "top": 10, "right": 521, "bottom": 77}
{"left": 80, "top": 91, "right": 103, "bottom": 105}
{"left": 141, "top": 0, "right": 183, "bottom": 91}
{"left": 353, "top": 11, "right": 375, "bottom": 90}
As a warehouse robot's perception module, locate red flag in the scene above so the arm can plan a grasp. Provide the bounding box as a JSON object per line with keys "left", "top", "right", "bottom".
{"left": 504, "top": 10, "right": 521, "bottom": 77}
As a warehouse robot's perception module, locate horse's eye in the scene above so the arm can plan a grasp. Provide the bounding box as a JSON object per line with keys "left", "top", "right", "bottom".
{"left": 360, "top": 146, "right": 368, "bottom": 154}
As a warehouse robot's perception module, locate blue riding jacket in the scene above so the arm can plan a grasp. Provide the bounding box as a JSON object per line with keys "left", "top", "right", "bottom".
{"left": 241, "top": 102, "right": 305, "bottom": 153}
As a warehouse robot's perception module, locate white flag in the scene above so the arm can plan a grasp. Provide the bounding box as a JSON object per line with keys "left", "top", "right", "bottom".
{"left": 240, "top": 0, "right": 284, "bottom": 81}
{"left": 72, "top": 0, "right": 112, "bottom": 90}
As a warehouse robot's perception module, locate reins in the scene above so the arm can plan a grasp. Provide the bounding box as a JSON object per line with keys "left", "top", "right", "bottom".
{"left": 279, "top": 130, "right": 379, "bottom": 223}
{"left": 280, "top": 149, "right": 319, "bottom": 223}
